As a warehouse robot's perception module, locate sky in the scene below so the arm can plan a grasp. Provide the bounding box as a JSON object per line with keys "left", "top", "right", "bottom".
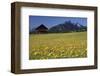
{"left": 29, "top": 15, "right": 87, "bottom": 31}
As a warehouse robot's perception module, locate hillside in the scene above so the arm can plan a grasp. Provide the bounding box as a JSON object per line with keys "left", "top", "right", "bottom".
{"left": 30, "top": 21, "right": 87, "bottom": 34}
{"left": 48, "top": 21, "right": 87, "bottom": 33}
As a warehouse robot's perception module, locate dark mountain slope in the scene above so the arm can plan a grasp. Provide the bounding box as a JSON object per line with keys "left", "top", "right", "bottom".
{"left": 49, "top": 21, "right": 87, "bottom": 33}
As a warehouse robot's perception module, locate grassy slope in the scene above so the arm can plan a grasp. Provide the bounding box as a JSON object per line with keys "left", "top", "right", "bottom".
{"left": 29, "top": 32, "right": 87, "bottom": 60}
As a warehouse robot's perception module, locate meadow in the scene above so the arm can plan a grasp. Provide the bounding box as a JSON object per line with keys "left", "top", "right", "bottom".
{"left": 29, "top": 32, "right": 87, "bottom": 60}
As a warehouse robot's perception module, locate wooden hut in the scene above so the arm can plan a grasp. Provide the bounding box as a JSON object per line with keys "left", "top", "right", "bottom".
{"left": 35, "top": 24, "right": 48, "bottom": 33}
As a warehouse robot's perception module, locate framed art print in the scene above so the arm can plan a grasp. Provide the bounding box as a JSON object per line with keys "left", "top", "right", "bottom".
{"left": 11, "top": 2, "right": 98, "bottom": 74}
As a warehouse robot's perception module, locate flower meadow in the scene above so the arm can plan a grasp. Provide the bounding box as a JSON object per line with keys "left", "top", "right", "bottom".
{"left": 29, "top": 32, "right": 87, "bottom": 60}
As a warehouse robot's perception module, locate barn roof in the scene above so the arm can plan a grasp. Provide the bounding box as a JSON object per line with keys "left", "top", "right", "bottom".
{"left": 36, "top": 24, "right": 48, "bottom": 30}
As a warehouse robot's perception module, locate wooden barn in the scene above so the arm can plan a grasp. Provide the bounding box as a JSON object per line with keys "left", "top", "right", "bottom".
{"left": 35, "top": 24, "right": 48, "bottom": 34}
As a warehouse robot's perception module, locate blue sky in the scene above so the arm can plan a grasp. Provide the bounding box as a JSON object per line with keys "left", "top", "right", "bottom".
{"left": 29, "top": 15, "right": 87, "bottom": 31}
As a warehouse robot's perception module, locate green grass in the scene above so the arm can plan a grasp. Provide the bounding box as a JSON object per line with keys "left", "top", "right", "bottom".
{"left": 29, "top": 32, "right": 87, "bottom": 60}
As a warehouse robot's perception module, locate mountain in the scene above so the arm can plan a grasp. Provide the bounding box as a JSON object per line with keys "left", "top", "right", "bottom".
{"left": 48, "top": 21, "right": 87, "bottom": 33}
{"left": 30, "top": 21, "right": 87, "bottom": 34}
